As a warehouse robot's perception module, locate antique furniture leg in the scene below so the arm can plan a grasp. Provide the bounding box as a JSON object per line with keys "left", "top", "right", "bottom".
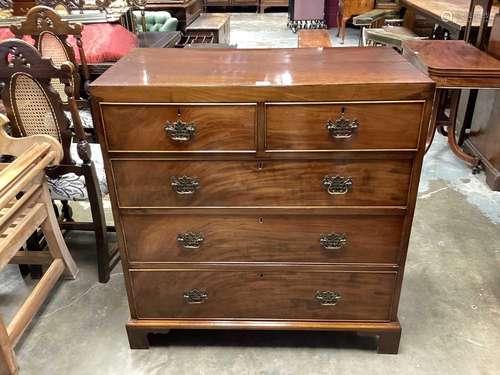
{"left": 0, "top": 317, "right": 17, "bottom": 375}
{"left": 377, "top": 326, "right": 402, "bottom": 354}
{"left": 446, "top": 89, "right": 480, "bottom": 167}
{"left": 83, "top": 163, "right": 113, "bottom": 283}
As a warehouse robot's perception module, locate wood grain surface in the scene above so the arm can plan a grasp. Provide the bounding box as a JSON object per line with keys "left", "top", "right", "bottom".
{"left": 130, "top": 269, "right": 396, "bottom": 321}
{"left": 112, "top": 159, "right": 412, "bottom": 207}
{"left": 121, "top": 214, "right": 405, "bottom": 264}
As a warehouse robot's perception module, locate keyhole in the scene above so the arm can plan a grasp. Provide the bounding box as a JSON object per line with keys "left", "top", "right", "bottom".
{"left": 260, "top": 273, "right": 264, "bottom": 278}
{"left": 258, "top": 162, "right": 264, "bottom": 170}
{"left": 177, "top": 108, "right": 181, "bottom": 118}
{"left": 258, "top": 217, "right": 264, "bottom": 224}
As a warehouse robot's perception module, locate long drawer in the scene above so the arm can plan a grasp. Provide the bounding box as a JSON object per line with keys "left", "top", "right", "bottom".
{"left": 112, "top": 159, "right": 412, "bottom": 207}
{"left": 130, "top": 270, "right": 396, "bottom": 321}
{"left": 122, "top": 214, "right": 405, "bottom": 264}
{"left": 266, "top": 102, "right": 423, "bottom": 151}
{"left": 101, "top": 104, "right": 256, "bottom": 151}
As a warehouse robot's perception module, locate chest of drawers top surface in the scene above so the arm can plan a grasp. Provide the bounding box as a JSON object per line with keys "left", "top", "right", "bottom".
{"left": 89, "top": 47, "right": 434, "bottom": 102}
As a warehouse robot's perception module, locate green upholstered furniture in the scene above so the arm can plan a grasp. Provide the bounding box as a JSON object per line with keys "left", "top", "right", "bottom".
{"left": 133, "top": 11, "right": 179, "bottom": 32}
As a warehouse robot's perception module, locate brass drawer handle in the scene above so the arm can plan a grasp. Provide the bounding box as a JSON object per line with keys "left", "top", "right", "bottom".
{"left": 177, "top": 232, "right": 204, "bottom": 249}
{"left": 171, "top": 176, "right": 200, "bottom": 195}
{"left": 326, "top": 111, "right": 359, "bottom": 139}
{"left": 322, "top": 175, "right": 353, "bottom": 195}
{"left": 164, "top": 116, "right": 196, "bottom": 142}
{"left": 320, "top": 233, "right": 347, "bottom": 250}
{"left": 183, "top": 289, "right": 208, "bottom": 304}
{"left": 315, "top": 291, "right": 342, "bottom": 306}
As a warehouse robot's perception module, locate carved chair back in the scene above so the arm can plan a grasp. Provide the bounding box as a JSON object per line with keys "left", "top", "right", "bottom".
{"left": 10, "top": 6, "right": 90, "bottom": 97}
{"left": 0, "top": 39, "right": 89, "bottom": 166}
{"left": 465, "top": 0, "right": 498, "bottom": 49}
{"left": 36, "top": 0, "right": 85, "bottom": 14}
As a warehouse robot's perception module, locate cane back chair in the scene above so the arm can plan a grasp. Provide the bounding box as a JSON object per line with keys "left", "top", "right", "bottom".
{"left": 0, "top": 39, "right": 117, "bottom": 283}
{"left": 10, "top": 6, "right": 94, "bottom": 130}
{"left": 0, "top": 112, "right": 78, "bottom": 375}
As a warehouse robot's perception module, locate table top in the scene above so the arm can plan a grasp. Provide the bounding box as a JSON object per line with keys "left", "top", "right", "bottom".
{"left": 90, "top": 47, "right": 434, "bottom": 101}
{"left": 186, "top": 13, "right": 230, "bottom": 30}
{"left": 401, "top": 0, "right": 499, "bottom": 30}
{"left": 403, "top": 40, "right": 500, "bottom": 88}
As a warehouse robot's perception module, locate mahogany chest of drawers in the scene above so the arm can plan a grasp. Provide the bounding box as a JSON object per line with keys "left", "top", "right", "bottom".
{"left": 90, "top": 47, "right": 434, "bottom": 354}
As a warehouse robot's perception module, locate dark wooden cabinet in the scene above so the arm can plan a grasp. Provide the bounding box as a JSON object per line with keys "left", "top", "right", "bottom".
{"left": 90, "top": 47, "right": 434, "bottom": 354}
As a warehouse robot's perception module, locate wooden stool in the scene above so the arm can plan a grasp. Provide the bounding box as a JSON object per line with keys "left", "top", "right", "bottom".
{"left": 0, "top": 114, "right": 78, "bottom": 375}
{"left": 298, "top": 29, "right": 332, "bottom": 48}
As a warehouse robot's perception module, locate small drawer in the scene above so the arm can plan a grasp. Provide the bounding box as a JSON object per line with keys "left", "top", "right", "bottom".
{"left": 101, "top": 104, "right": 256, "bottom": 152}
{"left": 122, "top": 214, "right": 405, "bottom": 264}
{"left": 112, "top": 159, "right": 412, "bottom": 207}
{"left": 130, "top": 269, "right": 396, "bottom": 321}
{"left": 266, "top": 102, "right": 423, "bottom": 151}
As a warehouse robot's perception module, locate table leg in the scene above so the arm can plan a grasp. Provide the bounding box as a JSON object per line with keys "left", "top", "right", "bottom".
{"left": 446, "top": 89, "right": 480, "bottom": 167}
{"left": 425, "top": 89, "right": 442, "bottom": 153}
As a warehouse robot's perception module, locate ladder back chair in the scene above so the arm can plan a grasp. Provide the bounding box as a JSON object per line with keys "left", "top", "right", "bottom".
{"left": 0, "top": 39, "right": 117, "bottom": 283}
{"left": 10, "top": 6, "right": 94, "bottom": 130}
{"left": 0, "top": 113, "right": 78, "bottom": 375}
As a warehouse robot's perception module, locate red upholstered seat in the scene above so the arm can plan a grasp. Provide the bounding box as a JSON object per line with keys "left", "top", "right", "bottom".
{"left": 0, "top": 23, "right": 138, "bottom": 64}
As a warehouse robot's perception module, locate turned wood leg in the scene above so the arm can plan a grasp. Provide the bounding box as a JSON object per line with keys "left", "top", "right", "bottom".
{"left": 336, "top": 11, "right": 342, "bottom": 37}
{"left": 378, "top": 329, "right": 401, "bottom": 354}
{"left": 340, "top": 17, "right": 349, "bottom": 44}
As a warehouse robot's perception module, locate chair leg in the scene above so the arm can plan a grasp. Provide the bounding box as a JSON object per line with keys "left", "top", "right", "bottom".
{"left": 61, "top": 200, "right": 74, "bottom": 222}
{"left": 83, "top": 163, "right": 113, "bottom": 283}
{"left": 40, "top": 184, "right": 78, "bottom": 279}
{"left": 0, "top": 316, "right": 18, "bottom": 375}
{"left": 336, "top": 10, "right": 342, "bottom": 37}
{"left": 341, "top": 16, "right": 349, "bottom": 44}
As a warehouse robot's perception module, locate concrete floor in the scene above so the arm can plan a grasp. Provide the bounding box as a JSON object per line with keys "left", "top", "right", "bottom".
{"left": 1, "top": 13, "right": 500, "bottom": 375}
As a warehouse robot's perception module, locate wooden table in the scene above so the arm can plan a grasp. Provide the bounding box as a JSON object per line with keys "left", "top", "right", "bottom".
{"left": 146, "top": 0, "right": 202, "bottom": 31}
{"left": 403, "top": 39, "right": 500, "bottom": 171}
{"left": 185, "top": 13, "right": 230, "bottom": 44}
{"left": 400, "top": 0, "right": 499, "bottom": 39}
{"left": 297, "top": 29, "right": 332, "bottom": 48}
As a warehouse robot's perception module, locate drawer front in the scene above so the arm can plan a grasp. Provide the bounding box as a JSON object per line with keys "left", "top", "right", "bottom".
{"left": 122, "top": 214, "right": 404, "bottom": 264}
{"left": 112, "top": 159, "right": 412, "bottom": 207}
{"left": 266, "top": 102, "right": 423, "bottom": 151}
{"left": 101, "top": 104, "right": 256, "bottom": 151}
{"left": 130, "top": 270, "right": 396, "bottom": 321}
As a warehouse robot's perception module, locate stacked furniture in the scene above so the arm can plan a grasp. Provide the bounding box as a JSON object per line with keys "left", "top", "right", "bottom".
{"left": 90, "top": 47, "right": 434, "bottom": 353}
{"left": 0, "top": 39, "right": 116, "bottom": 283}
{"left": 0, "top": 109, "right": 77, "bottom": 374}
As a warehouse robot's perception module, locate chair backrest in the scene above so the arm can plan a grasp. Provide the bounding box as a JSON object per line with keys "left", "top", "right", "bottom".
{"left": 465, "top": 0, "right": 497, "bottom": 49}
{"left": 36, "top": 0, "right": 85, "bottom": 14}
{"left": 10, "top": 6, "right": 89, "bottom": 95}
{"left": 488, "top": 13, "right": 500, "bottom": 58}
{"left": 0, "top": 39, "right": 89, "bottom": 165}
{"left": 129, "top": 0, "right": 148, "bottom": 33}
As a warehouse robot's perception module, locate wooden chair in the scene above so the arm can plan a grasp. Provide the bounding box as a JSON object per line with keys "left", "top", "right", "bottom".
{"left": 337, "top": 0, "right": 374, "bottom": 44}
{"left": 0, "top": 112, "right": 78, "bottom": 375}
{"left": 10, "top": 6, "right": 93, "bottom": 130}
{"left": 0, "top": 39, "right": 117, "bottom": 283}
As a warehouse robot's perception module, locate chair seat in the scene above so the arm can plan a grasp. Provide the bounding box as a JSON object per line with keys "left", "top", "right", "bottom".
{"left": 364, "top": 26, "right": 423, "bottom": 49}
{"left": 134, "top": 11, "right": 179, "bottom": 32}
{"left": 47, "top": 142, "right": 108, "bottom": 201}
{"left": 65, "top": 108, "right": 94, "bottom": 129}
{"left": 353, "top": 9, "right": 396, "bottom": 26}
